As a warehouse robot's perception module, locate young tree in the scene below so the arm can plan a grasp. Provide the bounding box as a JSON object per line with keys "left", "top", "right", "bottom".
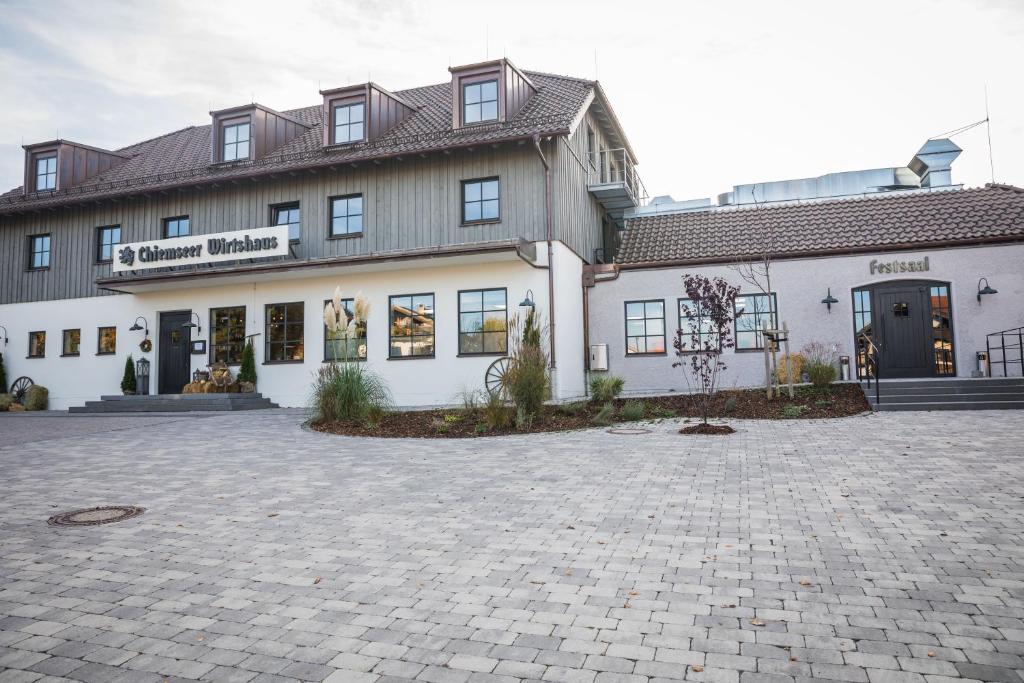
{"left": 237, "top": 340, "right": 257, "bottom": 387}
{"left": 673, "top": 274, "right": 740, "bottom": 426}
{"left": 121, "top": 355, "right": 137, "bottom": 394}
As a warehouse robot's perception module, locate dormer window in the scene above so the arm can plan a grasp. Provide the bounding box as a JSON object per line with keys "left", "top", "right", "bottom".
{"left": 35, "top": 155, "right": 57, "bottom": 191}
{"left": 222, "top": 122, "right": 251, "bottom": 161}
{"left": 333, "top": 102, "right": 365, "bottom": 144}
{"left": 463, "top": 80, "right": 498, "bottom": 125}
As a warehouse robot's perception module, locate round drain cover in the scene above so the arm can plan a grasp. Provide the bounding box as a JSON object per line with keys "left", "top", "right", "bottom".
{"left": 48, "top": 506, "right": 145, "bottom": 527}
{"left": 607, "top": 427, "right": 651, "bottom": 435}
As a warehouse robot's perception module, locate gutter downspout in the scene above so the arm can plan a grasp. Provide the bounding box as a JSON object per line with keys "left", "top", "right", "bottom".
{"left": 533, "top": 134, "right": 556, "bottom": 369}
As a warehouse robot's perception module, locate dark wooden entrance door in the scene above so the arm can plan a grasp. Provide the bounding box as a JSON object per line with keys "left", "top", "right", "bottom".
{"left": 158, "top": 311, "right": 192, "bottom": 393}
{"left": 875, "top": 284, "right": 930, "bottom": 378}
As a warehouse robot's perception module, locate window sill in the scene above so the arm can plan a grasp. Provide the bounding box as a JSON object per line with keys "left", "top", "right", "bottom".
{"left": 261, "top": 360, "right": 305, "bottom": 365}
{"left": 26, "top": 268, "right": 50, "bottom": 273}
{"left": 386, "top": 355, "right": 435, "bottom": 361}
{"left": 625, "top": 352, "right": 668, "bottom": 358}
{"left": 735, "top": 348, "right": 766, "bottom": 353}
{"left": 322, "top": 358, "right": 367, "bottom": 363}
{"left": 459, "top": 119, "right": 500, "bottom": 128}
{"left": 325, "top": 140, "right": 367, "bottom": 150}
{"left": 26, "top": 356, "right": 45, "bottom": 359}
{"left": 456, "top": 352, "right": 507, "bottom": 358}
{"left": 461, "top": 219, "right": 501, "bottom": 227}
{"left": 60, "top": 353, "right": 80, "bottom": 358}
{"left": 327, "top": 233, "right": 364, "bottom": 240}
{"left": 96, "top": 352, "right": 116, "bottom": 356}
{"left": 95, "top": 260, "right": 113, "bottom": 266}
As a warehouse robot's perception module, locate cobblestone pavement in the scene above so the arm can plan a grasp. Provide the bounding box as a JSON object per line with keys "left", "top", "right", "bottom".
{"left": 1, "top": 410, "right": 1022, "bottom": 683}
{"left": 0, "top": 413, "right": 218, "bottom": 447}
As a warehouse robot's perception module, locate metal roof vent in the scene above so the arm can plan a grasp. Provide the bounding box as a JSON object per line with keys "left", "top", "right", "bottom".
{"left": 908, "top": 138, "right": 962, "bottom": 188}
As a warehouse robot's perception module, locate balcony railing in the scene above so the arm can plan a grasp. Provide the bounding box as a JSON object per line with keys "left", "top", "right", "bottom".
{"left": 586, "top": 147, "right": 648, "bottom": 210}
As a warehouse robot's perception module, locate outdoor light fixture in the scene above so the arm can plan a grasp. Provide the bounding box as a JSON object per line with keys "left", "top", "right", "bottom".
{"left": 977, "top": 277, "right": 997, "bottom": 304}
{"left": 518, "top": 289, "right": 536, "bottom": 309}
{"left": 821, "top": 288, "right": 839, "bottom": 313}
{"left": 128, "top": 316, "right": 149, "bottom": 335}
{"left": 181, "top": 312, "right": 202, "bottom": 334}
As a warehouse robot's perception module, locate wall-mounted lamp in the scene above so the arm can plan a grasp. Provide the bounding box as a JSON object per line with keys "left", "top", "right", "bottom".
{"left": 181, "top": 312, "right": 202, "bottom": 334}
{"left": 977, "top": 277, "right": 998, "bottom": 304}
{"left": 518, "top": 289, "right": 536, "bottom": 309}
{"left": 0, "top": 325, "right": 8, "bottom": 347}
{"left": 821, "top": 288, "right": 839, "bottom": 313}
{"left": 128, "top": 316, "right": 149, "bottom": 335}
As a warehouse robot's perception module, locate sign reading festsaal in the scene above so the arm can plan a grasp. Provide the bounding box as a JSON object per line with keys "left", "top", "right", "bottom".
{"left": 113, "top": 226, "right": 290, "bottom": 273}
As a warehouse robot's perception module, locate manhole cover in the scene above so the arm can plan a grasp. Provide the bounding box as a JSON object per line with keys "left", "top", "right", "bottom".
{"left": 48, "top": 506, "right": 145, "bottom": 527}
{"left": 607, "top": 428, "right": 651, "bottom": 435}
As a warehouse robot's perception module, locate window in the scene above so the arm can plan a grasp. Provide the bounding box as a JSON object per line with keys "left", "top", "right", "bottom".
{"left": 463, "top": 79, "right": 498, "bottom": 124}
{"left": 389, "top": 294, "right": 434, "bottom": 358}
{"left": 892, "top": 302, "right": 909, "bottom": 317}
{"left": 223, "top": 122, "right": 251, "bottom": 161}
{"left": 930, "top": 285, "right": 955, "bottom": 376}
{"left": 676, "top": 299, "right": 721, "bottom": 352}
{"left": 62, "top": 329, "right": 81, "bottom": 356}
{"left": 462, "top": 177, "right": 499, "bottom": 224}
{"left": 36, "top": 155, "right": 57, "bottom": 191}
{"left": 333, "top": 102, "right": 365, "bottom": 144}
{"left": 265, "top": 302, "right": 304, "bottom": 362}
{"left": 164, "top": 216, "right": 190, "bottom": 238}
{"left": 330, "top": 194, "right": 363, "bottom": 237}
{"left": 458, "top": 289, "right": 507, "bottom": 355}
{"left": 273, "top": 203, "right": 301, "bottom": 243}
{"left": 324, "top": 298, "right": 367, "bottom": 361}
{"left": 852, "top": 288, "right": 874, "bottom": 379}
{"left": 96, "top": 225, "right": 121, "bottom": 263}
{"left": 210, "top": 306, "right": 246, "bottom": 365}
{"left": 587, "top": 126, "right": 597, "bottom": 169}
{"left": 28, "top": 234, "right": 50, "bottom": 270}
{"left": 624, "top": 300, "right": 666, "bottom": 355}
{"left": 28, "top": 331, "right": 45, "bottom": 358}
{"left": 734, "top": 293, "right": 778, "bottom": 350}
{"left": 97, "top": 326, "right": 117, "bottom": 355}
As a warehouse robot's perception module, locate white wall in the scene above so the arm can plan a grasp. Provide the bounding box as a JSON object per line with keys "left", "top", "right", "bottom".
{"left": 586, "top": 243, "right": 1024, "bottom": 394}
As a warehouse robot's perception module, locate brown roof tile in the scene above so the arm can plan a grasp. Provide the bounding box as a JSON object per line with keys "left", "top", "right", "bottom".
{"left": 615, "top": 184, "right": 1024, "bottom": 266}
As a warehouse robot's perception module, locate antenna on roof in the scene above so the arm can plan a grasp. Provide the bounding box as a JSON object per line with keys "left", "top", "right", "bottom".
{"left": 594, "top": 49, "right": 599, "bottom": 80}
{"left": 985, "top": 84, "right": 995, "bottom": 183}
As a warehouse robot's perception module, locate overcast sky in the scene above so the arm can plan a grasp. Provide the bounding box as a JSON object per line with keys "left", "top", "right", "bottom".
{"left": 1, "top": 0, "right": 1021, "bottom": 200}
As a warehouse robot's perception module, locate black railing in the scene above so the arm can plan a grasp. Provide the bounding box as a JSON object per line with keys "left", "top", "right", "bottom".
{"left": 986, "top": 326, "right": 1024, "bottom": 377}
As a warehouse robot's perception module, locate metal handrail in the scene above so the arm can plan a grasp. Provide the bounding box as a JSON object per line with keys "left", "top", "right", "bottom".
{"left": 862, "top": 336, "right": 881, "bottom": 406}
{"left": 586, "top": 147, "right": 648, "bottom": 205}
{"left": 986, "top": 326, "right": 1024, "bottom": 377}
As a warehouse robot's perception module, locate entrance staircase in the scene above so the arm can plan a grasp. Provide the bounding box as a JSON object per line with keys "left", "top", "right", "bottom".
{"left": 864, "top": 377, "right": 1024, "bottom": 411}
{"left": 69, "top": 393, "right": 279, "bottom": 413}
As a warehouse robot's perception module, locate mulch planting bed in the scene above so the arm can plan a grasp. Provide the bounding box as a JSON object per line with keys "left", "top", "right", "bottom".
{"left": 311, "top": 383, "right": 869, "bottom": 439}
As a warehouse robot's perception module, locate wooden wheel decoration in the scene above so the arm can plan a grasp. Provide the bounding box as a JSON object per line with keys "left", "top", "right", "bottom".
{"left": 484, "top": 357, "right": 512, "bottom": 397}
{"left": 10, "top": 376, "right": 33, "bottom": 404}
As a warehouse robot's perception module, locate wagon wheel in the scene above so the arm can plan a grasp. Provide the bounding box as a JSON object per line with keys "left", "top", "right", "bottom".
{"left": 484, "top": 357, "right": 512, "bottom": 397}
{"left": 10, "top": 376, "right": 33, "bottom": 404}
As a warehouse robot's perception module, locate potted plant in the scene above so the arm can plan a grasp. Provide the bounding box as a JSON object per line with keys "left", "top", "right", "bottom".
{"left": 237, "top": 339, "right": 257, "bottom": 392}
{"left": 121, "top": 355, "right": 137, "bottom": 395}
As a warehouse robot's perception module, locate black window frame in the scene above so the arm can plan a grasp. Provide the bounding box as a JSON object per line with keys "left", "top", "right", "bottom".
{"left": 624, "top": 299, "right": 667, "bottom": 356}
{"left": 264, "top": 302, "right": 304, "bottom": 364}
{"left": 27, "top": 233, "right": 51, "bottom": 271}
{"left": 35, "top": 154, "right": 57, "bottom": 191}
{"left": 389, "top": 293, "right": 435, "bottom": 359}
{"left": 457, "top": 288, "right": 508, "bottom": 356}
{"left": 97, "top": 326, "right": 117, "bottom": 355}
{"left": 323, "top": 298, "right": 367, "bottom": 362}
{"left": 328, "top": 194, "right": 364, "bottom": 238}
{"left": 27, "top": 330, "right": 46, "bottom": 358}
{"left": 163, "top": 215, "right": 190, "bottom": 239}
{"left": 222, "top": 121, "right": 251, "bottom": 161}
{"left": 332, "top": 101, "right": 366, "bottom": 145}
{"left": 462, "top": 79, "right": 499, "bottom": 125}
{"left": 733, "top": 292, "right": 778, "bottom": 351}
{"left": 676, "top": 298, "right": 723, "bottom": 354}
{"left": 271, "top": 202, "right": 301, "bottom": 244}
{"left": 210, "top": 306, "right": 247, "bottom": 366}
{"left": 95, "top": 225, "right": 121, "bottom": 264}
{"left": 461, "top": 177, "right": 500, "bottom": 225}
{"left": 61, "top": 328, "right": 81, "bottom": 357}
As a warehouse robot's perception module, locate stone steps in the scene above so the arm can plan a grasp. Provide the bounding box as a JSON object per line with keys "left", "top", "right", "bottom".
{"left": 69, "top": 393, "right": 279, "bottom": 413}
{"left": 864, "top": 378, "right": 1024, "bottom": 411}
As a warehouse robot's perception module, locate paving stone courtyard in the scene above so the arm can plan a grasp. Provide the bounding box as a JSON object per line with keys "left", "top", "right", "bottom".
{"left": 1, "top": 410, "right": 1022, "bottom": 683}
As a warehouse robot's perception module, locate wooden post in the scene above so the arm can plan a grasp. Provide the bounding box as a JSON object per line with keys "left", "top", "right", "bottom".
{"left": 783, "top": 321, "right": 793, "bottom": 399}
{"left": 762, "top": 322, "right": 772, "bottom": 399}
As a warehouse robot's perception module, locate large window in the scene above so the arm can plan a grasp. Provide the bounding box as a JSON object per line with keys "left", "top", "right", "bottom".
{"left": 734, "top": 293, "right": 778, "bottom": 350}
{"left": 36, "top": 155, "right": 57, "bottom": 191}
{"left": 458, "top": 288, "right": 507, "bottom": 355}
{"left": 97, "top": 326, "right": 117, "bottom": 355}
{"left": 28, "top": 234, "right": 50, "bottom": 270}
{"left": 163, "top": 216, "right": 190, "bottom": 238}
{"left": 265, "top": 302, "right": 304, "bottom": 362}
{"left": 62, "top": 329, "right": 81, "bottom": 356}
{"left": 210, "top": 306, "right": 246, "bottom": 365}
{"left": 28, "top": 331, "right": 46, "bottom": 358}
{"left": 624, "top": 300, "right": 666, "bottom": 355}
{"left": 930, "top": 285, "right": 955, "bottom": 376}
{"left": 330, "top": 194, "right": 363, "bottom": 237}
{"left": 96, "top": 225, "right": 121, "bottom": 263}
{"left": 333, "top": 102, "right": 365, "bottom": 144}
{"left": 852, "top": 288, "right": 873, "bottom": 379}
{"left": 223, "top": 122, "right": 251, "bottom": 161}
{"left": 389, "top": 294, "right": 435, "bottom": 358}
{"left": 677, "top": 298, "right": 721, "bottom": 352}
{"left": 462, "top": 177, "right": 499, "bottom": 224}
{"left": 273, "top": 203, "right": 301, "bottom": 243}
{"left": 463, "top": 79, "right": 498, "bottom": 124}
{"left": 324, "top": 298, "right": 367, "bottom": 362}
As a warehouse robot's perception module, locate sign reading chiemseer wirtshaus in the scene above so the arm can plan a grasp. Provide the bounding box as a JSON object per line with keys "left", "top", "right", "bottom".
{"left": 113, "top": 226, "right": 290, "bottom": 273}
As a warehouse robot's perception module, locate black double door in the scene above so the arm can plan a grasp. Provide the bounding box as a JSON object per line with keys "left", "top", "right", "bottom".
{"left": 158, "top": 311, "right": 192, "bottom": 393}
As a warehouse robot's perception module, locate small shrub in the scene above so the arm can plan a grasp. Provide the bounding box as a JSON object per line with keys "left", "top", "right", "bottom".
{"left": 312, "top": 362, "right": 393, "bottom": 424}
{"left": 0, "top": 393, "right": 12, "bottom": 411}
{"left": 458, "top": 388, "right": 484, "bottom": 412}
{"left": 237, "top": 340, "right": 257, "bottom": 386}
{"left": 505, "top": 310, "right": 549, "bottom": 426}
{"left": 647, "top": 404, "right": 676, "bottom": 419}
{"left": 121, "top": 355, "right": 137, "bottom": 394}
{"left": 591, "top": 401, "right": 616, "bottom": 426}
{"left": 474, "top": 423, "right": 488, "bottom": 435}
{"left": 781, "top": 404, "right": 809, "bottom": 419}
{"left": 776, "top": 353, "right": 804, "bottom": 384}
{"left": 806, "top": 362, "right": 837, "bottom": 387}
{"left": 483, "top": 391, "right": 513, "bottom": 430}
{"left": 620, "top": 400, "right": 646, "bottom": 421}
{"left": 556, "top": 400, "right": 588, "bottom": 416}
{"left": 589, "top": 375, "right": 624, "bottom": 403}
{"left": 723, "top": 395, "right": 738, "bottom": 413}
{"left": 24, "top": 385, "right": 49, "bottom": 411}
{"left": 443, "top": 413, "right": 461, "bottom": 424}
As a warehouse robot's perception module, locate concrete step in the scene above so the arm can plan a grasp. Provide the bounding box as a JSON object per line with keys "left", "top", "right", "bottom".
{"left": 871, "top": 400, "right": 1024, "bottom": 411}
{"left": 69, "top": 392, "right": 279, "bottom": 413}
{"left": 873, "top": 384, "right": 1024, "bottom": 396}
{"left": 862, "top": 378, "right": 1024, "bottom": 411}
{"left": 872, "top": 378, "right": 1024, "bottom": 390}
{"left": 868, "top": 391, "right": 1024, "bottom": 403}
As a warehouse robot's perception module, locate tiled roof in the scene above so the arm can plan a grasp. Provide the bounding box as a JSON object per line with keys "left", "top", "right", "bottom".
{"left": 615, "top": 184, "right": 1024, "bottom": 266}
{"left": 0, "top": 71, "right": 594, "bottom": 214}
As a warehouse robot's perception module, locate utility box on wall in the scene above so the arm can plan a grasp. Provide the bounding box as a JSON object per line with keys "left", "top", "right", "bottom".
{"left": 589, "top": 344, "right": 609, "bottom": 372}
